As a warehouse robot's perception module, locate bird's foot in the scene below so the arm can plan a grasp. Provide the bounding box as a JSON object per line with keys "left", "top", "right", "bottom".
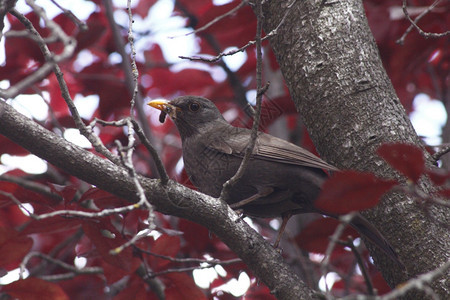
{"left": 233, "top": 209, "right": 246, "bottom": 223}
{"left": 230, "top": 187, "right": 274, "bottom": 209}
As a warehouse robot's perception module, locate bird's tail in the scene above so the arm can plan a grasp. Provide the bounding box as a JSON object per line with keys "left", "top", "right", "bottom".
{"left": 349, "top": 213, "right": 404, "bottom": 267}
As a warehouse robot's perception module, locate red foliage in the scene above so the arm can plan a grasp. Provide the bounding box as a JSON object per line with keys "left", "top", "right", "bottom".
{"left": 82, "top": 218, "right": 141, "bottom": 272}
{"left": 315, "top": 171, "right": 397, "bottom": 214}
{"left": 0, "top": 227, "right": 33, "bottom": 270}
{"left": 2, "top": 278, "right": 69, "bottom": 300}
{"left": 295, "top": 218, "right": 359, "bottom": 254}
{"left": 0, "top": 0, "right": 446, "bottom": 298}
{"left": 377, "top": 143, "right": 425, "bottom": 183}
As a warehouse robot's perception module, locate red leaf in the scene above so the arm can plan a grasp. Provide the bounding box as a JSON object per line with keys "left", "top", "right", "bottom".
{"left": 425, "top": 169, "right": 450, "bottom": 186}
{"left": 0, "top": 136, "right": 30, "bottom": 156}
{"left": 0, "top": 227, "right": 33, "bottom": 268}
{"left": 371, "top": 271, "right": 392, "bottom": 295}
{"left": 315, "top": 171, "right": 397, "bottom": 214}
{"left": 79, "top": 188, "right": 128, "bottom": 209}
{"left": 377, "top": 143, "right": 425, "bottom": 183}
{"left": 3, "top": 278, "right": 69, "bottom": 300}
{"left": 194, "top": 2, "right": 256, "bottom": 50}
{"left": 163, "top": 273, "right": 206, "bottom": 300}
{"left": 245, "top": 284, "right": 277, "bottom": 299}
{"left": 58, "top": 275, "right": 106, "bottom": 300}
{"left": 179, "top": 219, "right": 211, "bottom": 253}
{"left": 77, "top": 61, "right": 130, "bottom": 118}
{"left": 114, "top": 275, "right": 152, "bottom": 300}
{"left": 332, "top": 276, "right": 367, "bottom": 295}
{"left": 75, "top": 12, "right": 108, "bottom": 52}
{"left": 147, "top": 68, "right": 216, "bottom": 98}
{"left": 21, "top": 217, "right": 81, "bottom": 235}
{"left": 149, "top": 235, "right": 181, "bottom": 271}
{"left": 176, "top": 0, "right": 211, "bottom": 15}
{"left": 438, "top": 189, "right": 450, "bottom": 198}
{"left": 132, "top": 0, "right": 157, "bottom": 18}
{"left": 82, "top": 218, "right": 139, "bottom": 272}
{"left": 0, "top": 181, "right": 60, "bottom": 206}
{"left": 0, "top": 206, "right": 29, "bottom": 227}
{"left": 295, "top": 218, "right": 359, "bottom": 254}
{"left": 329, "top": 249, "right": 363, "bottom": 274}
{"left": 101, "top": 260, "right": 134, "bottom": 285}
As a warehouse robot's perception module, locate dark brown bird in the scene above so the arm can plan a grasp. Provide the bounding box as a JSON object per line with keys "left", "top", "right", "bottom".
{"left": 148, "top": 96, "right": 400, "bottom": 263}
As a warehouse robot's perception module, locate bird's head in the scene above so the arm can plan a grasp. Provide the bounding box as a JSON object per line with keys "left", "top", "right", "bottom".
{"left": 147, "top": 96, "right": 227, "bottom": 138}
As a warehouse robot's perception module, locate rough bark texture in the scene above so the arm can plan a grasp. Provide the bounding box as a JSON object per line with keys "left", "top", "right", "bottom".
{"left": 260, "top": 0, "right": 449, "bottom": 298}
{"left": 0, "top": 100, "right": 323, "bottom": 300}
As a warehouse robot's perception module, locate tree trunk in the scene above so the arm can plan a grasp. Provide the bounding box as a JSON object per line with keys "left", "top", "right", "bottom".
{"left": 259, "top": 0, "right": 449, "bottom": 298}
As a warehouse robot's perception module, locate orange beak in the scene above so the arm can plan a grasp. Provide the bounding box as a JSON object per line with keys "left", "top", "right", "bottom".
{"left": 147, "top": 99, "right": 178, "bottom": 119}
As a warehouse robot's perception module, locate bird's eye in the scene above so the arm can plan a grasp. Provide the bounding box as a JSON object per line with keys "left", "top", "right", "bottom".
{"left": 189, "top": 102, "right": 200, "bottom": 112}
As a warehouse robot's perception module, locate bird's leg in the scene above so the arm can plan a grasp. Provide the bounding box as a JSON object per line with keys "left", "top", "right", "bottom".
{"left": 229, "top": 187, "right": 274, "bottom": 209}
{"left": 273, "top": 212, "right": 293, "bottom": 248}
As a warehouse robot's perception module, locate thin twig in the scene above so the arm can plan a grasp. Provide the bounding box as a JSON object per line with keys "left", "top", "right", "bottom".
{"left": 337, "top": 237, "right": 375, "bottom": 296}
{"left": 179, "top": 0, "right": 297, "bottom": 63}
{"left": 432, "top": 143, "right": 450, "bottom": 161}
{"left": 28, "top": 229, "right": 84, "bottom": 278}
{"left": 219, "top": 0, "right": 265, "bottom": 202}
{"left": 341, "top": 259, "right": 450, "bottom": 300}
{"left": 49, "top": 0, "right": 88, "bottom": 31}
{"left": 126, "top": 0, "right": 139, "bottom": 113}
{"left": 397, "top": 0, "right": 449, "bottom": 45}
{"left": 0, "top": 191, "right": 34, "bottom": 215}
{"left": 1, "top": 8, "right": 76, "bottom": 99}
{"left": 137, "top": 246, "right": 241, "bottom": 265}
{"left": 320, "top": 213, "right": 356, "bottom": 296}
{"left": 92, "top": 118, "right": 169, "bottom": 184}
{"left": 31, "top": 202, "right": 141, "bottom": 220}
{"left": 20, "top": 252, "right": 103, "bottom": 280}
{"left": 9, "top": 7, "right": 120, "bottom": 165}
{"left": 0, "top": 174, "right": 63, "bottom": 202}
{"left": 110, "top": 118, "right": 156, "bottom": 255}
{"left": 144, "top": 257, "right": 241, "bottom": 279}
{"left": 170, "top": 1, "right": 247, "bottom": 39}
{"left": 103, "top": 0, "right": 161, "bottom": 179}
{"left": 131, "top": 119, "right": 169, "bottom": 184}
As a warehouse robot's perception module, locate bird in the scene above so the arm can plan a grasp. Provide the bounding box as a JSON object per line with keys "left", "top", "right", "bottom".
{"left": 148, "top": 95, "right": 400, "bottom": 264}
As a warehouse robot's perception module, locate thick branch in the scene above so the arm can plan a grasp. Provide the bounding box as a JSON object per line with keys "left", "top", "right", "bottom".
{"left": 0, "top": 100, "right": 321, "bottom": 300}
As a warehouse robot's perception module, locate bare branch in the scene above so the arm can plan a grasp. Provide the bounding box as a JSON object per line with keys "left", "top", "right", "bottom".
{"left": 138, "top": 246, "right": 242, "bottom": 265}
{"left": 1, "top": 7, "right": 75, "bottom": 99}
{"left": 20, "top": 252, "right": 103, "bottom": 281}
{"left": 320, "top": 212, "right": 356, "bottom": 295}
{"left": 126, "top": 0, "right": 139, "bottom": 113}
{"left": 397, "top": 0, "right": 449, "bottom": 45}
{"left": 8, "top": 7, "right": 120, "bottom": 165}
{"left": 432, "top": 143, "right": 450, "bottom": 161}
{"left": 171, "top": 1, "right": 247, "bottom": 39}
{"left": 219, "top": 0, "right": 266, "bottom": 202}
{"left": 49, "top": 0, "right": 87, "bottom": 30}
{"left": 341, "top": 259, "right": 450, "bottom": 300}
{"left": 103, "top": 0, "right": 160, "bottom": 178}
{"left": 92, "top": 117, "right": 169, "bottom": 184}
{"left": 337, "top": 237, "right": 375, "bottom": 296}
{"left": 179, "top": 0, "right": 297, "bottom": 63}
{"left": 0, "top": 174, "right": 63, "bottom": 202}
{"left": 131, "top": 119, "right": 169, "bottom": 184}
{"left": 0, "top": 191, "right": 34, "bottom": 215}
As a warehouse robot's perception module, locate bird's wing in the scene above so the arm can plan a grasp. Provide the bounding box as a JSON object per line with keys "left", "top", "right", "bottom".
{"left": 206, "top": 127, "right": 338, "bottom": 171}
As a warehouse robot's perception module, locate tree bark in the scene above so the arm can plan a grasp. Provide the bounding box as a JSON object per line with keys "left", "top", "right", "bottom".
{"left": 260, "top": 0, "right": 449, "bottom": 298}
